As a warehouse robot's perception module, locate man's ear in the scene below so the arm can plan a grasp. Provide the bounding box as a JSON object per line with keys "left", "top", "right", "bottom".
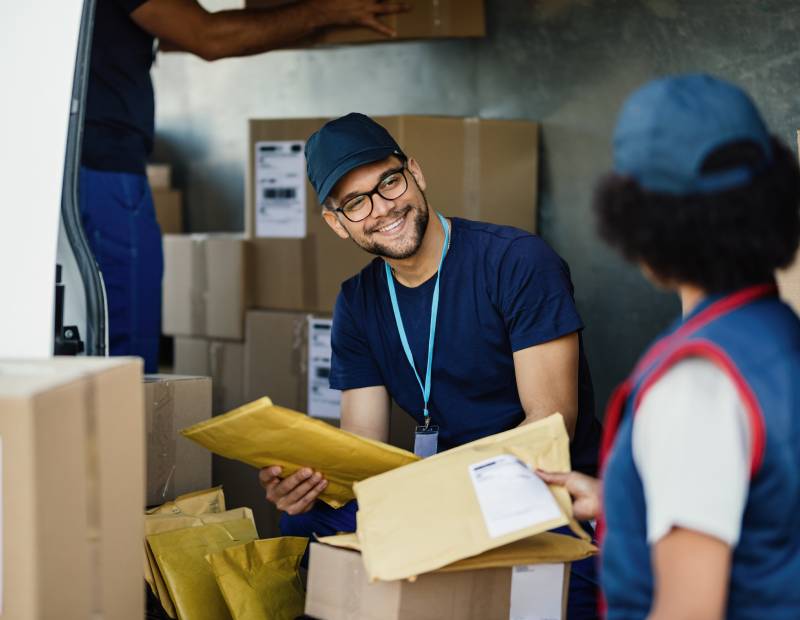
{"left": 406, "top": 157, "right": 427, "bottom": 192}
{"left": 322, "top": 209, "right": 351, "bottom": 240}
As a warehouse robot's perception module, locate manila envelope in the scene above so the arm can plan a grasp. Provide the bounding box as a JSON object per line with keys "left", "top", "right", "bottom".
{"left": 181, "top": 397, "right": 419, "bottom": 507}
{"left": 353, "top": 414, "right": 583, "bottom": 581}
{"left": 317, "top": 531, "right": 596, "bottom": 573}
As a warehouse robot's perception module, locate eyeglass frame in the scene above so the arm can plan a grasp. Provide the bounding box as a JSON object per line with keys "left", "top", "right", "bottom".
{"left": 329, "top": 158, "right": 411, "bottom": 223}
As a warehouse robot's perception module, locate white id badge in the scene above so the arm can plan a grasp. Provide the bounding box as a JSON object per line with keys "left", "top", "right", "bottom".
{"left": 414, "top": 425, "right": 439, "bottom": 458}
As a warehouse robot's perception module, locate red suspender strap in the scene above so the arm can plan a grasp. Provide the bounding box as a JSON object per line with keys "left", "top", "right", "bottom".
{"left": 631, "top": 339, "right": 766, "bottom": 478}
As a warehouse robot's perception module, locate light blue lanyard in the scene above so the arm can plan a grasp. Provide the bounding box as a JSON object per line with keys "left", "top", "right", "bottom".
{"left": 384, "top": 212, "right": 450, "bottom": 427}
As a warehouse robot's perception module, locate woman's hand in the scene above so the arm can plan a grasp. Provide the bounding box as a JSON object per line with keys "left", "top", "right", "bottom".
{"left": 537, "top": 470, "right": 601, "bottom": 521}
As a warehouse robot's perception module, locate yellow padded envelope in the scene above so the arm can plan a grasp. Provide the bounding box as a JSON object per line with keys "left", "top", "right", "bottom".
{"left": 353, "top": 414, "right": 582, "bottom": 581}
{"left": 147, "top": 518, "right": 259, "bottom": 620}
{"left": 206, "top": 537, "right": 308, "bottom": 620}
{"left": 145, "top": 507, "right": 255, "bottom": 619}
{"left": 181, "top": 397, "right": 419, "bottom": 507}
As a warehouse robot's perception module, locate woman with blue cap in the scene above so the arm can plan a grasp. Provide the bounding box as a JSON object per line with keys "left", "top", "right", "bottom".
{"left": 541, "top": 74, "right": 800, "bottom": 618}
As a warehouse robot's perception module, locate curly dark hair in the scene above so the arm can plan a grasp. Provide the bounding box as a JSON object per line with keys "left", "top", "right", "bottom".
{"left": 594, "top": 137, "right": 800, "bottom": 293}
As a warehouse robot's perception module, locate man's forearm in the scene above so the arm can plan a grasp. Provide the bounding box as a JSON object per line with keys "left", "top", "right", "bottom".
{"left": 162, "top": 4, "right": 325, "bottom": 61}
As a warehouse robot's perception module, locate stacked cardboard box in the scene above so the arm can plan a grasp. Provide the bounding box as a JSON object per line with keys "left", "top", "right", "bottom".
{"left": 0, "top": 357, "right": 144, "bottom": 620}
{"left": 244, "top": 0, "right": 485, "bottom": 46}
{"left": 776, "top": 129, "right": 800, "bottom": 314}
{"left": 144, "top": 374, "right": 212, "bottom": 506}
{"left": 147, "top": 163, "right": 183, "bottom": 234}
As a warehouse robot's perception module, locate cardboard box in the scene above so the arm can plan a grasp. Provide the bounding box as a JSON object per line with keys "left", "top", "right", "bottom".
{"left": 306, "top": 543, "right": 513, "bottom": 620}
{"left": 147, "top": 163, "right": 172, "bottom": 189}
{"left": 162, "top": 234, "right": 250, "bottom": 339}
{"left": 0, "top": 357, "right": 145, "bottom": 620}
{"left": 243, "top": 309, "right": 311, "bottom": 411}
{"left": 152, "top": 188, "right": 183, "bottom": 235}
{"left": 144, "top": 375, "right": 212, "bottom": 506}
{"left": 0, "top": 363, "right": 92, "bottom": 619}
{"left": 245, "top": 0, "right": 485, "bottom": 45}
{"left": 174, "top": 337, "right": 245, "bottom": 415}
{"left": 247, "top": 116, "right": 539, "bottom": 313}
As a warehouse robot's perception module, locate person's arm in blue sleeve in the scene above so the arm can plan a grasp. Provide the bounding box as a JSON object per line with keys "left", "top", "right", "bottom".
{"left": 498, "top": 236, "right": 584, "bottom": 438}
{"left": 330, "top": 291, "right": 390, "bottom": 442}
{"left": 128, "top": 0, "right": 409, "bottom": 61}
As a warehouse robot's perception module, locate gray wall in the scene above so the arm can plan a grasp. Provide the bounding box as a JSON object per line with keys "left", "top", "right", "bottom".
{"left": 152, "top": 0, "right": 800, "bottom": 412}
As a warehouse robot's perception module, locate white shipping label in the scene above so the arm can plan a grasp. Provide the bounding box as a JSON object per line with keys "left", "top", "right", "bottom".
{"left": 469, "top": 455, "right": 562, "bottom": 538}
{"left": 254, "top": 140, "right": 307, "bottom": 238}
{"left": 510, "top": 563, "right": 566, "bottom": 620}
{"left": 307, "top": 318, "right": 341, "bottom": 419}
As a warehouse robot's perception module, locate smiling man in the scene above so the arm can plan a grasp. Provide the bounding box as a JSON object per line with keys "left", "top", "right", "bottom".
{"left": 259, "top": 113, "right": 603, "bottom": 618}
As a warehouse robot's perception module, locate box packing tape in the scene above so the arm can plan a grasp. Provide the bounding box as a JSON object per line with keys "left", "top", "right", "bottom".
{"left": 148, "top": 381, "right": 177, "bottom": 503}
{"left": 463, "top": 118, "right": 482, "bottom": 221}
{"left": 190, "top": 236, "right": 208, "bottom": 334}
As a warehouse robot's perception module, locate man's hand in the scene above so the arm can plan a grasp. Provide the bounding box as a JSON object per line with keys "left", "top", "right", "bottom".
{"left": 537, "top": 470, "right": 601, "bottom": 521}
{"left": 309, "top": 0, "right": 411, "bottom": 37}
{"left": 258, "top": 466, "right": 328, "bottom": 515}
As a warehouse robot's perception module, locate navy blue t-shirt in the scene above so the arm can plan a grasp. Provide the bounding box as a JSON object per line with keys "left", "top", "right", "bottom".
{"left": 331, "top": 218, "right": 601, "bottom": 475}
{"left": 83, "top": 0, "right": 155, "bottom": 174}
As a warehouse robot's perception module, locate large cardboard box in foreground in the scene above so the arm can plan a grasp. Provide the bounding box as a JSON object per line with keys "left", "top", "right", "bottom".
{"left": 145, "top": 375, "right": 212, "bottom": 506}
{"left": 0, "top": 358, "right": 144, "bottom": 620}
{"left": 244, "top": 0, "right": 484, "bottom": 45}
{"left": 247, "top": 116, "right": 539, "bottom": 313}
{"left": 162, "top": 234, "right": 250, "bottom": 339}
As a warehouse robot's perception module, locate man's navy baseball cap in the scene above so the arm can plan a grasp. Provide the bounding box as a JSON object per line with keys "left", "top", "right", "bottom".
{"left": 306, "top": 113, "right": 405, "bottom": 204}
{"left": 613, "top": 73, "right": 773, "bottom": 195}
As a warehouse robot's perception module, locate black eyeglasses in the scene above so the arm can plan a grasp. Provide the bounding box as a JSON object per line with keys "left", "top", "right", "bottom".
{"left": 332, "top": 163, "right": 410, "bottom": 223}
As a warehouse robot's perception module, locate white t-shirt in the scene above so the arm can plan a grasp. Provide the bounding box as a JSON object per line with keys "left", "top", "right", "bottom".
{"left": 632, "top": 357, "right": 752, "bottom": 546}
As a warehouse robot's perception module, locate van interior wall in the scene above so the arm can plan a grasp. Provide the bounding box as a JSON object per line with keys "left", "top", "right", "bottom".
{"left": 151, "top": 0, "right": 800, "bottom": 412}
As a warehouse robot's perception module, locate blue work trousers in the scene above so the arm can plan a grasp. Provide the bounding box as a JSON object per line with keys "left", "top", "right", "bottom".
{"left": 79, "top": 167, "right": 163, "bottom": 372}
{"left": 282, "top": 501, "right": 600, "bottom": 620}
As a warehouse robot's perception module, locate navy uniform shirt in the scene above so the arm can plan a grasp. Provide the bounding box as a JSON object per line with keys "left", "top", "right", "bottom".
{"left": 83, "top": 0, "right": 154, "bottom": 174}
{"left": 330, "top": 217, "right": 602, "bottom": 475}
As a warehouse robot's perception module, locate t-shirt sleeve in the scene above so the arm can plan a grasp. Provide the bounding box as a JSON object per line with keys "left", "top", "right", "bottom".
{"left": 496, "top": 236, "right": 584, "bottom": 352}
{"left": 114, "top": 0, "right": 149, "bottom": 14}
{"left": 329, "top": 290, "right": 385, "bottom": 391}
{"left": 632, "top": 358, "right": 751, "bottom": 546}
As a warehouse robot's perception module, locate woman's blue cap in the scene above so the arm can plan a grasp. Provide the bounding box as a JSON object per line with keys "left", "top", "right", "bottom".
{"left": 306, "top": 113, "right": 404, "bottom": 203}
{"left": 613, "top": 74, "right": 773, "bottom": 195}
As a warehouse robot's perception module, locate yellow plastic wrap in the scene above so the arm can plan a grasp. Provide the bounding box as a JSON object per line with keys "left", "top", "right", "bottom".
{"left": 147, "top": 518, "right": 259, "bottom": 620}
{"left": 181, "top": 397, "right": 419, "bottom": 507}
{"left": 206, "top": 537, "right": 308, "bottom": 620}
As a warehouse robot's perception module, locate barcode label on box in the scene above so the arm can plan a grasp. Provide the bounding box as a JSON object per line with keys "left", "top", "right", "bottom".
{"left": 307, "top": 318, "right": 341, "bottom": 419}
{"left": 510, "top": 563, "right": 565, "bottom": 620}
{"left": 255, "top": 141, "right": 307, "bottom": 238}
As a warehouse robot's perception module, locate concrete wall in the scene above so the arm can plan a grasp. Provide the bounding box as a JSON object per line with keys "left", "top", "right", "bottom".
{"left": 152, "top": 0, "right": 800, "bottom": 410}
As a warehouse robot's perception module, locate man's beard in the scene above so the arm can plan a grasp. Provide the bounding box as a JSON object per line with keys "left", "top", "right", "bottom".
{"left": 351, "top": 198, "right": 430, "bottom": 260}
